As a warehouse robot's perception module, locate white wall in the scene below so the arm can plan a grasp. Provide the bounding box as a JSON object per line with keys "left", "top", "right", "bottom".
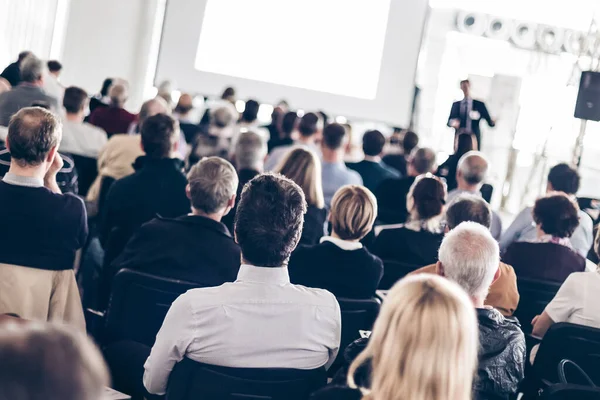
{"left": 59, "top": 0, "right": 162, "bottom": 111}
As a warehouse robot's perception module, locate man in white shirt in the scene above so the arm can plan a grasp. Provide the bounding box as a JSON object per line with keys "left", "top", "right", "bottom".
{"left": 143, "top": 173, "right": 342, "bottom": 396}
{"left": 60, "top": 87, "right": 107, "bottom": 158}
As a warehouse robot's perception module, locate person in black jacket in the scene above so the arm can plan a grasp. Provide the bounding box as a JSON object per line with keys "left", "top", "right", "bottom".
{"left": 448, "top": 79, "right": 495, "bottom": 150}
{"left": 289, "top": 185, "right": 383, "bottom": 299}
{"left": 347, "top": 129, "right": 399, "bottom": 192}
{"left": 110, "top": 157, "right": 241, "bottom": 290}
{"left": 275, "top": 146, "right": 327, "bottom": 246}
{"left": 0, "top": 51, "right": 31, "bottom": 87}
{"left": 437, "top": 132, "right": 475, "bottom": 192}
{"left": 100, "top": 114, "right": 190, "bottom": 267}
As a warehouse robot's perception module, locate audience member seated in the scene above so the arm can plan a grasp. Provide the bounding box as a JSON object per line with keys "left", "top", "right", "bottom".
{"left": 88, "top": 82, "right": 137, "bottom": 137}
{"left": 347, "top": 130, "right": 399, "bottom": 192}
{"left": 190, "top": 106, "right": 237, "bottom": 163}
{"left": 0, "top": 323, "right": 109, "bottom": 400}
{"left": 437, "top": 133, "right": 476, "bottom": 191}
{"left": 143, "top": 173, "right": 341, "bottom": 396}
{"left": 86, "top": 97, "right": 168, "bottom": 214}
{"left": 312, "top": 274, "right": 478, "bottom": 400}
{"left": 268, "top": 109, "right": 296, "bottom": 152}
{"left": 110, "top": 157, "right": 241, "bottom": 288}
{"left": 265, "top": 112, "right": 321, "bottom": 171}
{"left": 101, "top": 113, "right": 190, "bottom": 265}
{"left": 382, "top": 130, "right": 418, "bottom": 177}
{"left": 447, "top": 151, "right": 502, "bottom": 239}
{"left": 222, "top": 130, "right": 267, "bottom": 232}
{"left": 275, "top": 147, "right": 327, "bottom": 246}
{"left": 532, "top": 229, "right": 600, "bottom": 338}
{"left": 0, "top": 54, "right": 58, "bottom": 125}
{"left": 232, "top": 99, "right": 269, "bottom": 143}
{"left": 289, "top": 185, "right": 382, "bottom": 298}
{"left": 88, "top": 77, "right": 113, "bottom": 114}
{"left": 0, "top": 107, "right": 87, "bottom": 328}
{"left": 410, "top": 194, "right": 519, "bottom": 316}
{"left": 503, "top": 192, "right": 586, "bottom": 283}
{"left": 60, "top": 86, "right": 108, "bottom": 158}
{"left": 0, "top": 51, "right": 31, "bottom": 87}
{"left": 44, "top": 60, "right": 64, "bottom": 102}
{"left": 500, "top": 163, "right": 593, "bottom": 257}
{"left": 321, "top": 123, "right": 362, "bottom": 207}
{"left": 375, "top": 147, "right": 437, "bottom": 224}
{"left": 373, "top": 175, "right": 446, "bottom": 266}
{"left": 173, "top": 93, "right": 199, "bottom": 143}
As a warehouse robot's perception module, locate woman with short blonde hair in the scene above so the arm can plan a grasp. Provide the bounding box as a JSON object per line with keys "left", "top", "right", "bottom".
{"left": 312, "top": 274, "right": 478, "bottom": 400}
{"left": 275, "top": 147, "right": 326, "bottom": 245}
{"left": 288, "top": 184, "right": 383, "bottom": 299}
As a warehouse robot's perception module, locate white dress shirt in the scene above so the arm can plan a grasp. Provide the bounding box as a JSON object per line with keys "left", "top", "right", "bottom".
{"left": 60, "top": 120, "right": 108, "bottom": 158}
{"left": 545, "top": 271, "right": 600, "bottom": 328}
{"left": 143, "top": 264, "right": 341, "bottom": 395}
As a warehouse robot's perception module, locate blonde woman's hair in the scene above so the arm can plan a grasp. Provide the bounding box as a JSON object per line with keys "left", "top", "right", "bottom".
{"left": 348, "top": 275, "right": 478, "bottom": 400}
{"left": 275, "top": 146, "right": 325, "bottom": 209}
{"left": 330, "top": 185, "right": 377, "bottom": 241}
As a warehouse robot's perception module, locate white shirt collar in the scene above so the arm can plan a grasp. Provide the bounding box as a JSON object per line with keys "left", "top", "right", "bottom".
{"left": 320, "top": 236, "right": 363, "bottom": 250}
{"left": 236, "top": 264, "right": 291, "bottom": 285}
{"left": 2, "top": 173, "right": 44, "bottom": 188}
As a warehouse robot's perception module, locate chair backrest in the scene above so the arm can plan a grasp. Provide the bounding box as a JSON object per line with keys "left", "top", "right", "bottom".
{"left": 513, "top": 277, "right": 562, "bottom": 334}
{"left": 166, "top": 358, "right": 327, "bottom": 400}
{"left": 71, "top": 154, "right": 98, "bottom": 197}
{"left": 541, "top": 384, "right": 600, "bottom": 399}
{"left": 379, "top": 260, "right": 422, "bottom": 290}
{"left": 104, "top": 269, "right": 201, "bottom": 346}
{"left": 534, "top": 323, "right": 600, "bottom": 385}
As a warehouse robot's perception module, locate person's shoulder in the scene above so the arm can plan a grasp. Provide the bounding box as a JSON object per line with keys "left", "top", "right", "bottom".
{"left": 82, "top": 121, "right": 107, "bottom": 135}
{"left": 345, "top": 166, "right": 363, "bottom": 183}
{"left": 289, "top": 281, "right": 339, "bottom": 308}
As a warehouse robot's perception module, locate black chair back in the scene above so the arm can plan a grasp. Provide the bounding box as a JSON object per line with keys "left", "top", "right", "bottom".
{"left": 480, "top": 183, "right": 494, "bottom": 203}
{"left": 71, "top": 154, "right": 98, "bottom": 197}
{"left": 379, "top": 260, "right": 422, "bottom": 289}
{"left": 534, "top": 323, "right": 600, "bottom": 386}
{"left": 104, "top": 269, "right": 200, "bottom": 346}
{"left": 166, "top": 358, "right": 327, "bottom": 400}
{"left": 513, "top": 277, "right": 561, "bottom": 334}
{"left": 541, "top": 384, "right": 600, "bottom": 399}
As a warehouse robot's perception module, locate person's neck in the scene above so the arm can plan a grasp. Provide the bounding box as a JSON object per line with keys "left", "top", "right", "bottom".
{"left": 240, "top": 164, "right": 262, "bottom": 173}
{"left": 457, "top": 182, "right": 479, "bottom": 193}
{"left": 7, "top": 162, "right": 46, "bottom": 180}
{"left": 472, "top": 297, "right": 485, "bottom": 309}
{"left": 322, "top": 148, "right": 343, "bottom": 163}
{"left": 65, "top": 112, "right": 84, "bottom": 123}
{"left": 297, "top": 136, "right": 314, "bottom": 145}
{"left": 21, "top": 81, "right": 42, "bottom": 88}
{"left": 331, "top": 231, "right": 359, "bottom": 243}
{"left": 363, "top": 155, "right": 381, "bottom": 163}
{"left": 191, "top": 208, "right": 222, "bottom": 223}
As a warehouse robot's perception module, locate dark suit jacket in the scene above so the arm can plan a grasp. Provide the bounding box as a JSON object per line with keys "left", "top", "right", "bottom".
{"left": 502, "top": 242, "right": 586, "bottom": 283}
{"left": 222, "top": 168, "right": 260, "bottom": 233}
{"left": 0, "top": 62, "right": 21, "bottom": 87}
{"left": 301, "top": 205, "right": 327, "bottom": 246}
{"left": 288, "top": 241, "right": 383, "bottom": 299}
{"left": 346, "top": 160, "right": 399, "bottom": 193}
{"left": 372, "top": 227, "right": 444, "bottom": 267}
{"left": 437, "top": 154, "right": 461, "bottom": 191}
{"left": 382, "top": 153, "right": 408, "bottom": 177}
{"left": 374, "top": 176, "right": 416, "bottom": 224}
{"left": 448, "top": 99, "right": 494, "bottom": 136}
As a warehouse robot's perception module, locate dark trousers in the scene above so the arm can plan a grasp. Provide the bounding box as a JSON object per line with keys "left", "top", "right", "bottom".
{"left": 455, "top": 131, "right": 481, "bottom": 150}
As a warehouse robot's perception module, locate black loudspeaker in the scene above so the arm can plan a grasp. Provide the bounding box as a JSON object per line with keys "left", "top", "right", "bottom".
{"left": 575, "top": 71, "right": 600, "bottom": 121}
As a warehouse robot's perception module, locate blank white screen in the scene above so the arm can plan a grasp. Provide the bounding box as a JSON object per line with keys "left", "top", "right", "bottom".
{"left": 195, "top": 0, "right": 390, "bottom": 100}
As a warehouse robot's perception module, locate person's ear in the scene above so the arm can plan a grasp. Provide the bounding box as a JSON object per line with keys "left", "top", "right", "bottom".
{"left": 222, "top": 194, "right": 237, "bottom": 217}
{"left": 185, "top": 184, "right": 192, "bottom": 201}
{"left": 444, "top": 225, "right": 450, "bottom": 234}
{"left": 46, "top": 146, "right": 58, "bottom": 164}
{"left": 492, "top": 267, "right": 501, "bottom": 284}
{"left": 436, "top": 261, "right": 445, "bottom": 277}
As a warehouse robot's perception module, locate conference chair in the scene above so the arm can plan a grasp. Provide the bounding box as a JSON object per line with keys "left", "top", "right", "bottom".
{"left": 480, "top": 183, "right": 494, "bottom": 203}
{"left": 71, "top": 154, "right": 98, "bottom": 197}
{"left": 378, "top": 260, "right": 422, "bottom": 290}
{"left": 513, "top": 278, "right": 562, "bottom": 334}
{"left": 165, "top": 357, "right": 327, "bottom": 400}
{"left": 103, "top": 269, "right": 200, "bottom": 346}
{"left": 540, "top": 384, "right": 600, "bottom": 399}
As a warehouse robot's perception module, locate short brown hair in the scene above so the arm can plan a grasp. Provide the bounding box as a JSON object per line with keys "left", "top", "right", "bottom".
{"left": 7, "top": 107, "right": 61, "bottom": 167}
{"left": 141, "top": 113, "right": 179, "bottom": 159}
{"left": 322, "top": 123, "right": 346, "bottom": 150}
{"left": 187, "top": 157, "right": 238, "bottom": 213}
{"left": 63, "top": 86, "right": 88, "bottom": 114}
{"left": 533, "top": 192, "right": 579, "bottom": 238}
{"left": 362, "top": 130, "right": 386, "bottom": 157}
{"left": 331, "top": 185, "right": 378, "bottom": 240}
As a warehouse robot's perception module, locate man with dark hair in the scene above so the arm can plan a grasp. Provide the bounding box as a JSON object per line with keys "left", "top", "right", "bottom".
{"left": 264, "top": 111, "right": 322, "bottom": 171}
{"left": 143, "top": 173, "right": 341, "bottom": 396}
{"left": 321, "top": 123, "right": 362, "bottom": 207}
{"left": 500, "top": 162, "right": 593, "bottom": 257}
{"left": 101, "top": 113, "right": 189, "bottom": 267}
{"left": 0, "top": 107, "right": 87, "bottom": 328}
{"left": 60, "top": 86, "right": 107, "bottom": 158}
{"left": 0, "top": 54, "right": 59, "bottom": 125}
{"left": 88, "top": 77, "right": 113, "bottom": 114}
{"left": 375, "top": 147, "right": 437, "bottom": 223}
{"left": 0, "top": 51, "right": 31, "bottom": 87}
{"left": 410, "top": 194, "right": 519, "bottom": 316}
{"left": 382, "top": 130, "right": 419, "bottom": 176}
{"left": 347, "top": 130, "right": 399, "bottom": 192}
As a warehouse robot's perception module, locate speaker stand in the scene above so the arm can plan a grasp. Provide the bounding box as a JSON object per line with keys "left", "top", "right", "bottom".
{"left": 572, "top": 119, "right": 587, "bottom": 167}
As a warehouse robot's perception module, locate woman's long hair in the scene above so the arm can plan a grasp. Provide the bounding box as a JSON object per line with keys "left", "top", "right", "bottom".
{"left": 275, "top": 147, "right": 325, "bottom": 209}
{"left": 348, "top": 275, "right": 478, "bottom": 400}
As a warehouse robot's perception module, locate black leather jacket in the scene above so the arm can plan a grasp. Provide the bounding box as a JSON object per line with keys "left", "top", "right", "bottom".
{"left": 331, "top": 307, "right": 526, "bottom": 400}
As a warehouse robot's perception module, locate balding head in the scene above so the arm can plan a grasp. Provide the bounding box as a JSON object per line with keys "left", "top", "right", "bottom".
{"left": 139, "top": 97, "right": 169, "bottom": 126}
{"left": 175, "top": 93, "right": 193, "bottom": 115}
{"left": 7, "top": 107, "right": 61, "bottom": 167}
{"left": 409, "top": 147, "right": 437, "bottom": 176}
{"left": 438, "top": 221, "right": 499, "bottom": 300}
{"left": 20, "top": 55, "right": 45, "bottom": 84}
{"left": 457, "top": 151, "right": 488, "bottom": 188}
{"left": 108, "top": 82, "right": 129, "bottom": 107}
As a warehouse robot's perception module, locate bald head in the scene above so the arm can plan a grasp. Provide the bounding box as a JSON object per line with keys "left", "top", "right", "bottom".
{"left": 409, "top": 147, "right": 437, "bottom": 176}
{"left": 175, "top": 93, "right": 193, "bottom": 115}
{"left": 7, "top": 107, "right": 61, "bottom": 167}
{"left": 457, "top": 151, "right": 488, "bottom": 188}
{"left": 139, "top": 97, "right": 169, "bottom": 126}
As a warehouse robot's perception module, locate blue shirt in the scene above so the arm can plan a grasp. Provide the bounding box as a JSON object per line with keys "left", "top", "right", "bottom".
{"left": 321, "top": 161, "right": 363, "bottom": 207}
